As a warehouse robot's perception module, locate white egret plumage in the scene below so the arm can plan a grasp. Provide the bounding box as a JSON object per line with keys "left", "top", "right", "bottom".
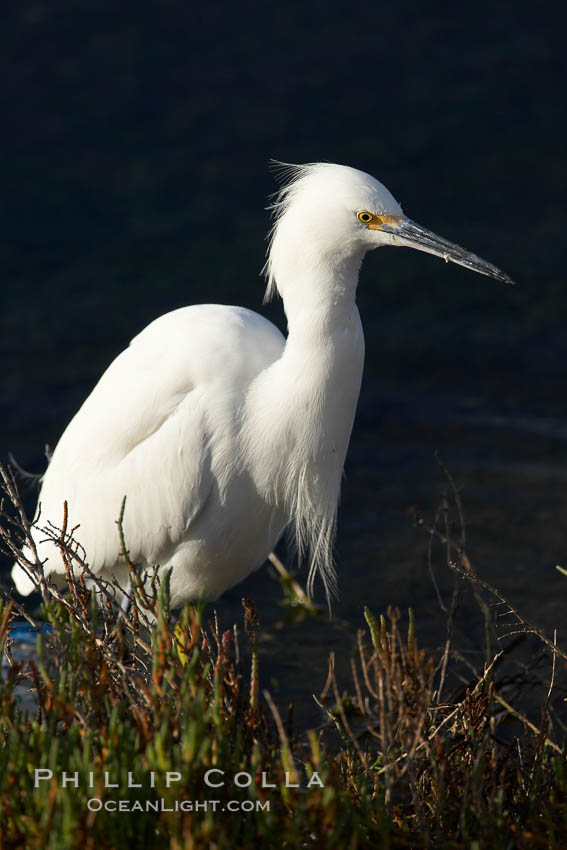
{"left": 12, "top": 163, "right": 513, "bottom": 608}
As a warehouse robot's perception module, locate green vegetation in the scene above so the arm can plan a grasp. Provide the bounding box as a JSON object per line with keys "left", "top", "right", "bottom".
{"left": 0, "top": 462, "right": 566, "bottom": 848}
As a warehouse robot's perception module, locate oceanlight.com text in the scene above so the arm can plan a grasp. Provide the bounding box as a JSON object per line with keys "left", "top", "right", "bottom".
{"left": 86, "top": 798, "right": 270, "bottom": 813}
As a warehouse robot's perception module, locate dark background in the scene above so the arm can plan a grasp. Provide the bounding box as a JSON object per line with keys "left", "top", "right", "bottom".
{"left": 1, "top": 0, "right": 566, "bottom": 714}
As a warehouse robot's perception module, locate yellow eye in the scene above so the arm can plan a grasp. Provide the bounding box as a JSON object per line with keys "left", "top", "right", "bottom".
{"left": 357, "top": 211, "right": 373, "bottom": 223}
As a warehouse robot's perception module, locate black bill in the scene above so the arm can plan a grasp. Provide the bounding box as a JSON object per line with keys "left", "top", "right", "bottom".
{"left": 379, "top": 217, "right": 515, "bottom": 285}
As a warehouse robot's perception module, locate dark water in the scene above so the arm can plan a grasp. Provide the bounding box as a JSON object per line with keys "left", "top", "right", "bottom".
{"left": 1, "top": 1, "right": 566, "bottom": 724}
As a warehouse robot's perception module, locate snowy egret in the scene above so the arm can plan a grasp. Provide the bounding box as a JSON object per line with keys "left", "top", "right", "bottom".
{"left": 12, "top": 163, "right": 513, "bottom": 608}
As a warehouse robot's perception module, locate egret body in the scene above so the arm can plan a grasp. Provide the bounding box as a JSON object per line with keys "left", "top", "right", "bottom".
{"left": 12, "top": 163, "right": 512, "bottom": 607}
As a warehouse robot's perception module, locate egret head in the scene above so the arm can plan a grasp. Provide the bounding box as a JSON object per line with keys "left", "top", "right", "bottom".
{"left": 264, "top": 162, "right": 513, "bottom": 302}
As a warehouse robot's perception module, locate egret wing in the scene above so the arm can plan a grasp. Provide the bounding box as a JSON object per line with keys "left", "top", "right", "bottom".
{"left": 21, "top": 304, "right": 284, "bottom": 583}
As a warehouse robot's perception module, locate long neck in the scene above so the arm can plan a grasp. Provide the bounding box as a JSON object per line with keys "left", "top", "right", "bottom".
{"left": 274, "top": 252, "right": 365, "bottom": 419}
{"left": 244, "top": 247, "right": 366, "bottom": 602}
{"left": 259, "top": 246, "right": 366, "bottom": 450}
